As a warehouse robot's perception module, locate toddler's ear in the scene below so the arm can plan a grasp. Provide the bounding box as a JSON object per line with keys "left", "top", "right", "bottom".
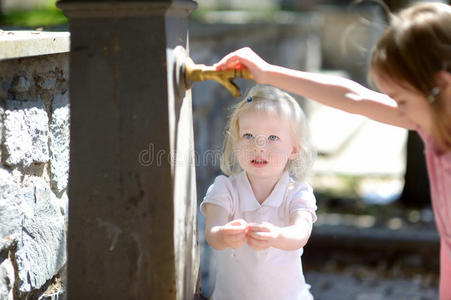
{"left": 289, "top": 144, "right": 301, "bottom": 160}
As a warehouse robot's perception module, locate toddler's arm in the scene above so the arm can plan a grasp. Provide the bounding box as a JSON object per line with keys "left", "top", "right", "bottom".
{"left": 247, "top": 210, "right": 313, "bottom": 251}
{"left": 204, "top": 203, "right": 248, "bottom": 250}
{"left": 214, "top": 47, "right": 415, "bottom": 130}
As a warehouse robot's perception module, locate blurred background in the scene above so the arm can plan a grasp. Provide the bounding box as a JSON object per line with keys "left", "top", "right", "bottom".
{"left": 0, "top": 0, "right": 66, "bottom": 29}
{"left": 1, "top": 0, "right": 443, "bottom": 299}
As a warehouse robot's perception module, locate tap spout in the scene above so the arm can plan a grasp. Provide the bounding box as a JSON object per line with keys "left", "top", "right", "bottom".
{"left": 184, "top": 56, "right": 253, "bottom": 98}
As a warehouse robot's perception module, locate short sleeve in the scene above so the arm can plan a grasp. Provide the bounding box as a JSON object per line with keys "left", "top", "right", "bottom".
{"left": 200, "top": 175, "right": 234, "bottom": 217}
{"left": 288, "top": 182, "right": 317, "bottom": 223}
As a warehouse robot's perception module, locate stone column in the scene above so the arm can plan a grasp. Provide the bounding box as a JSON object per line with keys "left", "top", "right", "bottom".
{"left": 56, "top": 1, "right": 199, "bottom": 299}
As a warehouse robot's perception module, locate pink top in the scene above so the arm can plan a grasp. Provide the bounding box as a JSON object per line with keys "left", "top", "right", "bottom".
{"left": 418, "top": 129, "right": 451, "bottom": 260}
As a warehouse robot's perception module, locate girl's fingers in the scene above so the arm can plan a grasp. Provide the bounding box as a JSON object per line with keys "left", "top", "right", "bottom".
{"left": 222, "top": 226, "right": 246, "bottom": 234}
{"left": 214, "top": 48, "right": 253, "bottom": 70}
{"left": 224, "top": 232, "right": 246, "bottom": 248}
{"left": 215, "top": 59, "right": 240, "bottom": 71}
{"left": 247, "top": 224, "right": 270, "bottom": 232}
{"left": 234, "top": 62, "right": 246, "bottom": 70}
{"left": 247, "top": 231, "right": 272, "bottom": 240}
{"left": 226, "top": 232, "right": 246, "bottom": 241}
{"left": 214, "top": 53, "right": 237, "bottom": 70}
{"left": 223, "top": 219, "right": 248, "bottom": 232}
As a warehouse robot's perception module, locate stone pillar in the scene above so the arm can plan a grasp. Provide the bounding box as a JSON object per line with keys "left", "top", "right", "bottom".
{"left": 56, "top": 1, "right": 199, "bottom": 299}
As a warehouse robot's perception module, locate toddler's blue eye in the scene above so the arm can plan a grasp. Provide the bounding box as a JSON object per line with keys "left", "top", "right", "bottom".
{"left": 243, "top": 133, "right": 253, "bottom": 140}
{"left": 269, "top": 135, "right": 279, "bottom": 141}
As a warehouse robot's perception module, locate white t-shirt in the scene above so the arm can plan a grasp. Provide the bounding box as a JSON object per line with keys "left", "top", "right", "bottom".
{"left": 200, "top": 171, "right": 317, "bottom": 300}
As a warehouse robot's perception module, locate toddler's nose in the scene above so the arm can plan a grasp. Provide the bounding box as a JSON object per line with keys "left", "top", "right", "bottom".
{"left": 254, "top": 135, "right": 267, "bottom": 148}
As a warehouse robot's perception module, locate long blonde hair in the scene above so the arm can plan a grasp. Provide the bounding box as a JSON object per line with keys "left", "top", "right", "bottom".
{"left": 370, "top": 2, "right": 451, "bottom": 151}
{"left": 220, "top": 85, "right": 315, "bottom": 182}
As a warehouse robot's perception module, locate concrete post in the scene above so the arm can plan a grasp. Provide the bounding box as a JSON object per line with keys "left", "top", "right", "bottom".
{"left": 56, "top": 1, "right": 199, "bottom": 299}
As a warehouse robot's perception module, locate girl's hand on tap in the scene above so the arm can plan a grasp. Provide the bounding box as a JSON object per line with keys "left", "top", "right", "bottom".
{"left": 214, "top": 47, "right": 270, "bottom": 84}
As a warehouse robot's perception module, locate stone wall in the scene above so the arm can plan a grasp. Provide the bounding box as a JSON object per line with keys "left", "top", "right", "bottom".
{"left": 0, "top": 31, "right": 69, "bottom": 300}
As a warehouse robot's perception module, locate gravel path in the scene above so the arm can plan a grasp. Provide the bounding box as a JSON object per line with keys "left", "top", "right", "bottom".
{"left": 306, "top": 271, "right": 438, "bottom": 300}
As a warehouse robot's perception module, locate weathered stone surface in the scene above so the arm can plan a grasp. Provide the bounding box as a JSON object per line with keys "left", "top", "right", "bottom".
{"left": 10, "top": 76, "right": 31, "bottom": 93}
{"left": 0, "top": 104, "right": 4, "bottom": 162}
{"left": 15, "top": 178, "right": 66, "bottom": 293}
{"left": 0, "top": 87, "right": 6, "bottom": 101}
{"left": 38, "top": 291, "right": 65, "bottom": 300}
{"left": 4, "top": 99, "right": 49, "bottom": 168}
{"left": 0, "top": 168, "right": 22, "bottom": 249}
{"left": 9, "top": 76, "right": 34, "bottom": 101}
{"left": 0, "top": 31, "right": 70, "bottom": 60}
{"left": 1, "top": 36, "right": 70, "bottom": 299}
{"left": 37, "top": 76, "right": 57, "bottom": 91}
{"left": 0, "top": 258, "right": 14, "bottom": 300}
{"left": 50, "top": 92, "right": 70, "bottom": 194}
{"left": 55, "top": 192, "right": 68, "bottom": 226}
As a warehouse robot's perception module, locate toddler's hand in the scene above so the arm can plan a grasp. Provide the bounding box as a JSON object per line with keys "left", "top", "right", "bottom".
{"left": 246, "top": 222, "right": 280, "bottom": 251}
{"left": 213, "top": 47, "right": 270, "bottom": 84}
{"left": 221, "top": 219, "right": 248, "bottom": 249}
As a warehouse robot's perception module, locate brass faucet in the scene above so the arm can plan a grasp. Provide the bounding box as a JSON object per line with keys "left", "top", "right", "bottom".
{"left": 184, "top": 56, "right": 254, "bottom": 98}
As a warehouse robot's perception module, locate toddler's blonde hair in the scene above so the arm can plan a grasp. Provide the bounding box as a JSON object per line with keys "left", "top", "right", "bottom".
{"left": 220, "top": 85, "right": 315, "bottom": 182}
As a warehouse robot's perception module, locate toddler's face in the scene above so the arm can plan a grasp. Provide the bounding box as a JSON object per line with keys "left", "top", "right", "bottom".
{"left": 236, "top": 110, "right": 299, "bottom": 181}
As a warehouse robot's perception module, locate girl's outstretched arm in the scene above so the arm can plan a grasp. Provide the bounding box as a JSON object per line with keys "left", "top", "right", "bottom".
{"left": 247, "top": 210, "right": 313, "bottom": 251}
{"left": 204, "top": 203, "right": 248, "bottom": 250}
{"left": 215, "top": 47, "right": 416, "bottom": 130}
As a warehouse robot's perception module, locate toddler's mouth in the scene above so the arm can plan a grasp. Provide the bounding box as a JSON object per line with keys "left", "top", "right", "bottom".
{"left": 251, "top": 159, "right": 268, "bottom": 167}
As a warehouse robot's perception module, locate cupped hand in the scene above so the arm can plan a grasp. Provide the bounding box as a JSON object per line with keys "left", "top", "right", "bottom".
{"left": 246, "top": 222, "right": 280, "bottom": 251}
{"left": 213, "top": 47, "right": 270, "bottom": 84}
{"left": 221, "top": 219, "right": 248, "bottom": 249}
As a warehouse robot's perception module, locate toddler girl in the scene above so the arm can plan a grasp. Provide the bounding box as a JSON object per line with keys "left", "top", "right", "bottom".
{"left": 201, "top": 85, "right": 317, "bottom": 300}
{"left": 214, "top": 2, "right": 451, "bottom": 299}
